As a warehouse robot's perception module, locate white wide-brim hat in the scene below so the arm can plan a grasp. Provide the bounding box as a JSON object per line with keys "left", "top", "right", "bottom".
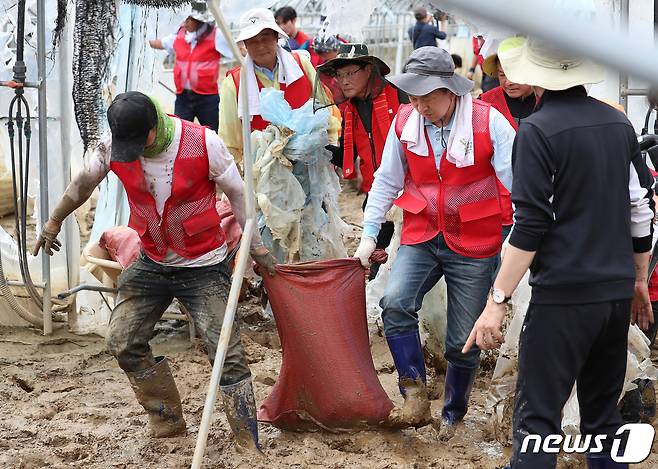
{"left": 236, "top": 8, "right": 288, "bottom": 43}
{"left": 500, "top": 37, "right": 604, "bottom": 91}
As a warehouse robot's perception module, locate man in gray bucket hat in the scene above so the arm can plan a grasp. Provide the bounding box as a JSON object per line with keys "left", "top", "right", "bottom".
{"left": 354, "top": 47, "right": 515, "bottom": 434}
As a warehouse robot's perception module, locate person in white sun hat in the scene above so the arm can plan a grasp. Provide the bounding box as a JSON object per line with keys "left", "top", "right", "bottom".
{"left": 465, "top": 37, "right": 655, "bottom": 469}
{"left": 219, "top": 7, "right": 340, "bottom": 166}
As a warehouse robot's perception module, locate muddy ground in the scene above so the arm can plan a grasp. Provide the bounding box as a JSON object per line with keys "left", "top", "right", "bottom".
{"left": 1, "top": 183, "right": 658, "bottom": 468}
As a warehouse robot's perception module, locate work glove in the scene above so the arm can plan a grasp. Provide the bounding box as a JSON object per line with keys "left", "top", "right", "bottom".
{"left": 250, "top": 246, "right": 277, "bottom": 276}
{"left": 33, "top": 218, "right": 63, "bottom": 256}
{"left": 354, "top": 236, "right": 377, "bottom": 268}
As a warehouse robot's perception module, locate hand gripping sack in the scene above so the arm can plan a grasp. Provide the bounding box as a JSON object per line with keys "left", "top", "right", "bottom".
{"left": 258, "top": 258, "right": 393, "bottom": 431}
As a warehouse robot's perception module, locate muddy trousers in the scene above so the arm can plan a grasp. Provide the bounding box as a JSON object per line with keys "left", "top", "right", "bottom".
{"left": 106, "top": 253, "right": 251, "bottom": 386}
{"left": 511, "top": 300, "right": 630, "bottom": 469}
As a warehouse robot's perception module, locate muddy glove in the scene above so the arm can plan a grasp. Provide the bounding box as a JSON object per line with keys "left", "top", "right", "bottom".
{"left": 250, "top": 245, "right": 277, "bottom": 276}
{"left": 354, "top": 235, "right": 376, "bottom": 268}
{"left": 33, "top": 218, "right": 63, "bottom": 256}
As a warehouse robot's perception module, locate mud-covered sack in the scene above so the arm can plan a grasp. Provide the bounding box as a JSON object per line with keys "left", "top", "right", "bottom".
{"left": 258, "top": 258, "right": 393, "bottom": 431}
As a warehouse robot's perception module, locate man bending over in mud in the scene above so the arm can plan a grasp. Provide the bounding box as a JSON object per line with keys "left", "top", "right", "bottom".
{"left": 34, "top": 91, "right": 275, "bottom": 450}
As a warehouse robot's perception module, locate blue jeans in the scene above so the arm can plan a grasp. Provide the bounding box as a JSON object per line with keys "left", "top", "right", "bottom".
{"left": 174, "top": 91, "right": 220, "bottom": 132}
{"left": 380, "top": 234, "right": 497, "bottom": 368}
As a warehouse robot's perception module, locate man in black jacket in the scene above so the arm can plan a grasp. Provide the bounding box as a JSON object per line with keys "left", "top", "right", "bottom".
{"left": 465, "top": 38, "right": 655, "bottom": 469}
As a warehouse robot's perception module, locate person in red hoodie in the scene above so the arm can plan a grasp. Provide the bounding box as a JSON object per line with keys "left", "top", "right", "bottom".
{"left": 318, "top": 44, "right": 408, "bottom": 277}
{"left": 479, "top": 37, "right": 535, "bottom": 242}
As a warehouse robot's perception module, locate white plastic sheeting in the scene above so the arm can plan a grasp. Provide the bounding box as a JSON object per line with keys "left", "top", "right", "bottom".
{"left": 487, "top": 270, "right": 658, "bottom": 442}
{"left": 252, "top": 88, "right": 347, "bottom": 262}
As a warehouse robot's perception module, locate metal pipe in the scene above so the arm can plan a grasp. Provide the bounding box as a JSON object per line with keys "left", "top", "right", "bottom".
{"left": 619, "top": 0, "right": 629, "bottom": 110}
{"left": 432, "top": 0, "right": 658, "bottom": 88}
{"left": 655, "top": 0, "right": 658, "bottom": 41}
{"left": 7, "top": 280, "right": 45, "bottom": 289}
{"left": 621, "top": 88, "right": 650, "bottom": 97}
{"left": 192, "top": 3, "right": 256, "bottom": 467}
{"left": 57, "top": 8, "right": 77, "bottom": 296}
{"left": 36, "top": 0, "right": 51, "bottom": 335}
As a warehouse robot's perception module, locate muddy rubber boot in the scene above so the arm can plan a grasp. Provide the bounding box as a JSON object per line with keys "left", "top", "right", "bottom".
{"left": 385, "top": 330, "right": 432, "bottom": 429}
{"left": 437, "top": 363, "right": 477, "bottom": 441}
{"left": 126, "top": 356, "right": 187, "bottom": 438}
{"left": 586, "top": 454, "right": 628, "bottom": 468}
{"left": 220, "top": 377, "right": 261, "bottom": 452}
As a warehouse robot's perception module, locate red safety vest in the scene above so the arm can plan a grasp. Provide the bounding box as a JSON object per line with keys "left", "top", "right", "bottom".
{"left": 110, "top": 119, "right": 226, "bottom": 261}
{"left": 393, "top": 100, "right": 502, "bottom": 258}
{"left": 227, "top": 53, "right": 312, "bottom": 131}
{"left": 342, "top": 84, "right": 400, "bottom": 193}
{"left": 173, "top": 26, "right": 221, "bottom": 95}
{"left": 479, "top": 86, "right": 516, "bottom": 227}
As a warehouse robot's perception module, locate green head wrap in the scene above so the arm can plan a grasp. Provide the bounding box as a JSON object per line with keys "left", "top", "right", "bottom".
{"left": 142, "top": 96, "right": 175, "bottom": 158}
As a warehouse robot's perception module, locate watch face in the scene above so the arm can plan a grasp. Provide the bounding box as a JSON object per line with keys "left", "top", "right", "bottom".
{"left": 493, "top": 289, "right": 505, "bottom": 303}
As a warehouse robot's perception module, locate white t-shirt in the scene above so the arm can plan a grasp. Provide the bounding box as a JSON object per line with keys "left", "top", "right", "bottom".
{"left": 89, "top": 117, "right": 242, "bottom": 267}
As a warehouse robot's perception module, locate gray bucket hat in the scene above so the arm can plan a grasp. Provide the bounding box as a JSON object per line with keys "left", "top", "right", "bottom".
{"left": 388, "top": 47, "right": 473, "bottom": 97}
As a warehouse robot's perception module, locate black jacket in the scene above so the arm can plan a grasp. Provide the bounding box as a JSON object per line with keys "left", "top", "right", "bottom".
{"left": 509, "top": 87, "right": 655, "bottom": 304}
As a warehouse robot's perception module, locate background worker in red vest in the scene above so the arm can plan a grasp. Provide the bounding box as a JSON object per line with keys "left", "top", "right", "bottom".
{"left": 480, "top": 37, "right": 535, "bottom": 241}
{"left": 468, "top": 34, "right": 499, "bottom": 93}
{"left": 33, "top": 92, "right": 275, "bottom": 449}
{"left": 354, "top": 47, "right": 515, "bottom": 434}
{"left": 149, "top": 2, "right": 231, "bottom": 132}
{"left": 318, "top": 43, "right": 407, "bottom": 277}
{"left": 219, "top": 7, "right": 340, "bottom": 166}
{"left": 274, "top": 5, "right": 315, "bottom": 60}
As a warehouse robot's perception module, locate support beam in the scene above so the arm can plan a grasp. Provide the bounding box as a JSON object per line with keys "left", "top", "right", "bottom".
{"left": 36, "top": 0, "right": 51, "bottom": 335}
{"left": 432, "top": 0, "right": 658, "bottom": 88}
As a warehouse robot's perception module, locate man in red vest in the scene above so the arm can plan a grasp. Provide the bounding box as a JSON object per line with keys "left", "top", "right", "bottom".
{"left": 149, "top": 2, "right": 231, "bottom": 132}
{"left": 354, "top": 47, "right": 515, "bottom": 435}
{"left": 33, "top": 92, "right": 275, "bottom": 450}
{"left": 480, "top": 37, "right": 535, "bottom": 242}
{"left": 218, "top": 8, "right": 340, "bottom": 166}
{"left": 318, "top": 43, "right": 407, "bottom": 277}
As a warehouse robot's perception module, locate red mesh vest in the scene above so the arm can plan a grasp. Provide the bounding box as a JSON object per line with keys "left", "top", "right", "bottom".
{"left": 342, "top": 84, "right": 400, "bottom": 193}
{"left": 110, "top": 120, "right": 226, "bottom": 261}
{"left": 393, "top": 100, "right": 503, "bottom": 258}
{"left": 173, "top": 27, "right": 221, "bottom": 95}
{"left": 228, "top": 53, "right": 312, "bottom": 131}
{"left": 479, "top": 86, "right": 515, "bottom": 227}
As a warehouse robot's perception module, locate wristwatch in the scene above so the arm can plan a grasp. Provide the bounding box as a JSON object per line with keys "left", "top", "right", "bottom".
{"left": 490, "top": 287, "right": 512, "bottom": 304}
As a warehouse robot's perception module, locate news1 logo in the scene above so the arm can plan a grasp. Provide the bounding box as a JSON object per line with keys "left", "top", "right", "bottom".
{"left": 520, "top": 424, "right": 655, "bottom": 463}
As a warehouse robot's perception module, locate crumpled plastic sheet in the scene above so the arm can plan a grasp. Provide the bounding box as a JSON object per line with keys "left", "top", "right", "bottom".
{"left": 365, "top": 207, "right": 402, "bottom": 331}
{"left": 252, "top": 88, "right": 348, "bottom": 263}
{"left": 486, "top": 262, "right": 658, "bottom": 443}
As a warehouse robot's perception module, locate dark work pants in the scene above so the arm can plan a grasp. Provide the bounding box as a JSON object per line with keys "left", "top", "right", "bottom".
{"left": 106, "top": 253, "right": 250, "bottom": 386}
{"left": 511, "top": 300, "right": 630, "bottom": 469}
{"left": 174, "top": 91, "right": 220, "bottom": 132}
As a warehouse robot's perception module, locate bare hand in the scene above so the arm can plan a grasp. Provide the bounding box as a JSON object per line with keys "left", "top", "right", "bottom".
{"left": 632, "top": 281, "right": 653, "bottom": 331}
{"left": 463, "top": 300, "right": 506, "bottom": 353}
{"left": 466, "top": 71, "right": 474, "bottom": 80}
{"left": 251, "top": 246, "right": 276, "bottom": 276}
{"left": 33, "top": 218, "right": 62, "bottom": 256}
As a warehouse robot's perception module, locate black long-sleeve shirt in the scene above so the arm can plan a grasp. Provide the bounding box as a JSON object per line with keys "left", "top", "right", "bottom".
{"left": 510, "top": 86, "right": 655, "bottom": 304}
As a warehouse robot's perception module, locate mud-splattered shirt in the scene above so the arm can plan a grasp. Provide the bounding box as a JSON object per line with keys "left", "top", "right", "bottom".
{"left": 87, "top": 117, "right": 244, "bottom": 267}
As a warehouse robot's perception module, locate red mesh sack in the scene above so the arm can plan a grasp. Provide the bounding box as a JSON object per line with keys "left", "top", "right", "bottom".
{"left": 98, "top": 226, "right": 141, "bottom": 268}
{"left": 257, "top": 258, "right": 393, "bottom": 431}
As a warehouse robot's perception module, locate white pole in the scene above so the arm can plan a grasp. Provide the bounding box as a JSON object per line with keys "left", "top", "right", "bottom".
{"left": 58, "top": 0, "right": 77, "bottom": 294}
{"left": 36, "top": 0, "right": 51, "bottom": 335}
{"left": 191, "top": 2, "right": 256, "bottom": 467}
{"left": 395, "top": 24, "right": 405, "bottom": 74}
{"left": 432, "top": 0, "right": 658, "bottom": 87}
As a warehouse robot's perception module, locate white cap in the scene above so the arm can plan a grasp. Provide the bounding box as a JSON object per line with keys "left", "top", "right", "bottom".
{"left": 236, "top": 8, "right": 288, "bottom": 43}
